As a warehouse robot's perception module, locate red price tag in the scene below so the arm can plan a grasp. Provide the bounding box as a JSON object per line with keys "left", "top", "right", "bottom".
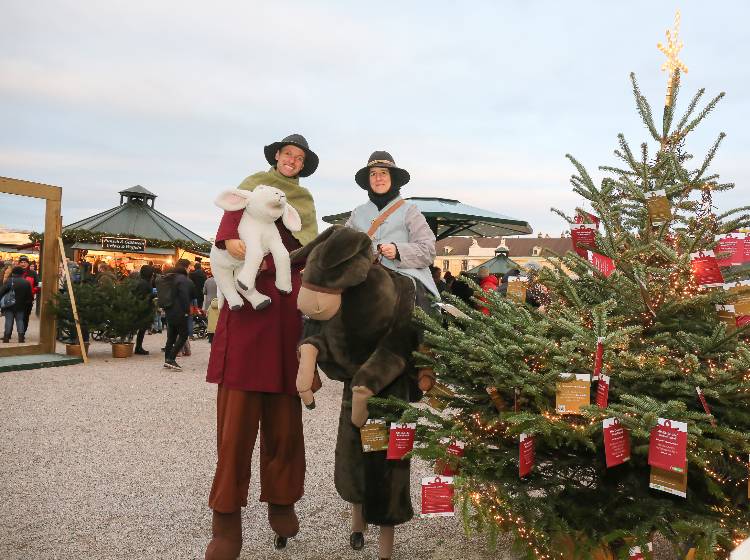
{"left": 588, "top": 251, "right": 616, "bottom": 278}
{"left": 648, "top": 418, "right": 687, "bottom": 473}
{"left": 596, "top": 374, "right": 610, "bottom": 409}
{"left": 690, "top": 251, "right": 724, "bottom": 288}
{"left": 420, "top": 476, "right": 454, "bottom": 517}
{"left": 386, "top": 423, "right": 416, "bottom": 460}
{"left": 714, "top": 233, "right": 744, "bottom": 267}
{"left": 603, "top": 418, "right": 631, "bottom": 468}
{"left": 436, "top": 439, "right": 465, "bottom": 476}
{"left": 629, "top": 543, "right": 652, "bottom": 559}
{"left": 519, "top": 433, "right": 534, "bottom": 478}
{"left": 593, "top": 337, "right": 604, "bottom": 380}
{"left": 575, "top": 210, "right": 600, "bottom": 228}
{"left": 744, "top": 235, "right": 750, "bottom": 263}
{"left": 571, "top": 224, "right": 596, "bottom": 258}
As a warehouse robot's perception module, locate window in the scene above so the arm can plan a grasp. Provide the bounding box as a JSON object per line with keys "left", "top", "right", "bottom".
{"left": 461, "top": 259, "right": 468, "bottom": 271}
{"left": 444, "top": 246, "right": 452, "bottom": 255}
{"left": 532, "top": 246, "right": 543, "bottom": 257}
{"left": 442, "top": 260, "right": 449, "bottom": 272}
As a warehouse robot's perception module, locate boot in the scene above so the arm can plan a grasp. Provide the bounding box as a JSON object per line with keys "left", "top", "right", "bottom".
{"left": 268, "top": 503, "right": 299, "bottom": 538}
{"left": 2, "top": 337, "right": 9, "bottom": 343}
{"left": 18, "top": 333, "right": 25, "bottom": 343}
{"left": 205, "top": 510, "right": 242, "bottom": 560}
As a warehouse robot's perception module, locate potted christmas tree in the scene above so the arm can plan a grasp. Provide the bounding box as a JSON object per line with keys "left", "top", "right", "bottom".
{"left": 101, "top": 281, "right": 153, "bottom": 358}
{"left": 48, "top": 283, "right": 105, "bottom": 356}
{"left": 397, "top": 17, "right": 750, "bottom": 560}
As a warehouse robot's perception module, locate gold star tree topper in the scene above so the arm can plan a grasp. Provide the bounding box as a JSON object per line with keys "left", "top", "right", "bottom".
{"left": 658, "top": 11, "right": 688, "bottom": 106}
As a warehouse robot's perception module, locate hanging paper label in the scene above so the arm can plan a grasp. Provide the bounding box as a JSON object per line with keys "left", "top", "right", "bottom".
{"left": 649, "top": 464, "right": 687, "bottom": 498}
{"left": 386, "top": 423, "right": 416, "bottom": 460}
{"left": 435, "top": 439, "right": 465, "bottom": 476}
{"left": 714, "top": 233, "right": 745, "bottom": 267}
{"left": 360, "top": 419, "right": 389, "bottom": 453}
{"left": 486, "top": 386, "right": 507, "bottom": 412}
{"left": 645, "top": 189, "right": 671, "bottom": 226}
{"left": 596, "top": 374, "right": 610, "bottom": 409}
{"left": 629, "top": 543, "right": 653, "bottom": 559}
{"left": 556, "top": 373, "right": 591, "bottom": 414}
{"left": 744, "top": 234, "right": 750, "bottom": 263}
{"left": 571, "top": 224, "right": 597, "bottom": 258}
{"left": 593, "top": 336, "right": 604, "bottom": 380}
{"left": 588, "top": 251, "right": 616, "bottom": 278}
{"left": 603, "top": 417, "right": 631, "bottom": 468}
{"left": 725, "top": 281, "right": 750, "bottom": 326}
{"left": 420, "top": 476, "right": 454, "bottom": 517}
{"left": 506, "top": 275, "right": 529, "bottom": 303}
{"left": 424, "top": 382, "right": 455, "bottom": 411}
{"left": 690, "top": 251, "right": 724, "bottom": 288}
{"left": 519, "top": 433, "right": 534, "bottom": 478}
{"left": 716, "top": 304, "right": 737, "bottom": 333}
{"left": 648, "top": 418, "right": 687, "bottom": 473}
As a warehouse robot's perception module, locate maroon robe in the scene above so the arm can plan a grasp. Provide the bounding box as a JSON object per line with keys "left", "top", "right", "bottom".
{"left": 206, "top": 210, "right": 303, "bottom": 395}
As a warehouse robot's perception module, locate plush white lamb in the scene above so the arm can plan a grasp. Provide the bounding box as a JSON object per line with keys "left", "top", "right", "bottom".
{"left": 210, "top": 185, "right": 302, "bottom": 311}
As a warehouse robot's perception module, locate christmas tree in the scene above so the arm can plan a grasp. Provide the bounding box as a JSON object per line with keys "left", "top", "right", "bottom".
{"left": 399, "top": 14, "right": 750, "bottom": 560}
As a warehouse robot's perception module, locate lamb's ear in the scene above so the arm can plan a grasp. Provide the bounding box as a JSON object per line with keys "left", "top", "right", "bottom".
{"left": 289, "top": 225, "right": 342, "bottom": 265}
{"left": 282, "top": 204, "right": 302, "bottom": 233}
{"left": 215, "top": 189, "right": 250, "bottom": 211}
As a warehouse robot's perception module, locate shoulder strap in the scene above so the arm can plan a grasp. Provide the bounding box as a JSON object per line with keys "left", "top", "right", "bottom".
{"left": 366, "top": 199, "right": 406, "bottom": 238}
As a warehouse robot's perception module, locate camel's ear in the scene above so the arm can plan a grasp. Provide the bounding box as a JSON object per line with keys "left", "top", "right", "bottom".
{"left": 289, "top": 225, "right": 342, "bottom": 265}
{"left": 319, "top": 229, "right": 373, "bottom": 270}
{"left": 282, "top": 204, "right": 302, "bottom": 232}
{"left": 215, "top": 189, "right": 250, "bottom": 211}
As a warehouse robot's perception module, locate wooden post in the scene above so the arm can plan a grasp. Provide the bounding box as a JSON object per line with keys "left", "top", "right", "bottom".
{"left": 58, "top": 237, "right": 88, "bottom": 364}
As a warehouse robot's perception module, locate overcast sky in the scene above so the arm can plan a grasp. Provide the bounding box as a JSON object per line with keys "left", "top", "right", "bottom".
{"left": 1, "top": 1, "right": 747, "bottom": 239}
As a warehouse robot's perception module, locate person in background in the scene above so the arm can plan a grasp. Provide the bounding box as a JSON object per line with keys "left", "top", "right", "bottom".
{"left": 443, "top": 270, "right": 455, "bottom": 291}
{"left": 1, "top": 266, "right": 33, "bottom": 343}
{"left": 477, "top": 266, "right": 499, "bottom": 315}
{"left": 497, "top": 268, "right": 521, "bottom": 298}
{"left": 163, "top": 258, "right": 193, "bottom": 370}
{"left": 16, "top": 256, "right": 38, "bottom": 331}
{"left": 133, "top": 265, "right": 156, "bottom": 355}
{"left": 190, "top": 259, "right": 208, "bottom": 308}
{"left": 202, "top": 273, "right": 218, "bottom": 344}
{"left": 430, "top": 265, "right": 447, "bottom": 295}
{"left": 96, "top": 263, "right": 117, "bottom": 288}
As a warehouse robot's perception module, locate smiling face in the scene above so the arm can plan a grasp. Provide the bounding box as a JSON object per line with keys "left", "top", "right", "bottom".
{"left": 369, "top": 167, "right": 392, "bottom": 194}
{"left": 275, "top": 144, "right": 306, "bottom": 177}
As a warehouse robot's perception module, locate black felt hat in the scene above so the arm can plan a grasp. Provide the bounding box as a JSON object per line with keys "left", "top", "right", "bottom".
{"left": 354, "top": 151, "right": 410, "bottom": 190}
{"left": 264, "top": 133, "right": 319, "bottom": 178}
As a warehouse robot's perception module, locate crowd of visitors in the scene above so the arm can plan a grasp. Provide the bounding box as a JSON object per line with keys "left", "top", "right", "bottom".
{"left": 0, "top": 255, "right": 39, "bottom": 343}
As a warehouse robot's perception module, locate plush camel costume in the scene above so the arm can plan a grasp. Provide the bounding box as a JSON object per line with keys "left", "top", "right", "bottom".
{"left": 291, "top": 225, "right": 432, "bottom": 560}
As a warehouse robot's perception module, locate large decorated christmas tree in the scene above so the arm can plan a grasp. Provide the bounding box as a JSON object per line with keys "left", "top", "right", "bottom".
{"left": 405, "top": 14, "right": 750, "bottom": 560}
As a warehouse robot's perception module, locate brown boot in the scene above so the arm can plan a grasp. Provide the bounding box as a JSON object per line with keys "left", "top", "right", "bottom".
{"left": 205, "top": 510, "right": 242, "bottom": 560}
{"left": 268, "top": 503, "right": 299, "bottom": 538}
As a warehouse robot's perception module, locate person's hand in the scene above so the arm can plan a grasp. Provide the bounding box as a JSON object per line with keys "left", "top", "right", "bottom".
{"left": 225, "top": 239, "right": 246, "bottom": 260}
{"left": 351, "top": 386, "right": 374, "bottom": 427}
{"left": 379, "top": 243, "right": 397, "bottom": 260}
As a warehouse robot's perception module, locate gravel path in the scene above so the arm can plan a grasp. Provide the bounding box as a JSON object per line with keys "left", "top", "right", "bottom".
{"left": 0, "top": 334, "right": 518, "bottom": 560}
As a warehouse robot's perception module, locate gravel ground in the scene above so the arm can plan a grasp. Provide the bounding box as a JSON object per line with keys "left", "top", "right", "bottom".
{"left": 0, "top": 333, "right": 520, "bottom": 560}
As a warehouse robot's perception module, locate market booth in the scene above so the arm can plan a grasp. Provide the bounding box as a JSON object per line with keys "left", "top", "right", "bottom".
{"left": 60, "top": 185, "right": 211, "bottom": 273}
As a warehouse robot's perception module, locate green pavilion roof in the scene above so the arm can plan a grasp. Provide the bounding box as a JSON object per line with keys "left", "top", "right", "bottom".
{"left": 63, "top": 185, "right": 209, "bottom": 245}
{"left": 322, "top": 197, "right": 533, "bottom": 240}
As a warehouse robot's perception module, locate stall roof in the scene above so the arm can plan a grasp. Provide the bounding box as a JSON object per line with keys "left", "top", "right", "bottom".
{"left": 70, "top": 242, "right": 176, "bottom": 255}
{"left": 63, "top": 186, "right": 209, "bottom": 246}
{"left": 322, "top": 197, "right": 533, "bottom": 240}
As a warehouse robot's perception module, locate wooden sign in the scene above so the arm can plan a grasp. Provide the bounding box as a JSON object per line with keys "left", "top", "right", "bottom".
{"left": 101, "top": 236, "right": 147, "bottom": 253}
{"left": 555, "top": 373, "right": 591, "bottom": 415}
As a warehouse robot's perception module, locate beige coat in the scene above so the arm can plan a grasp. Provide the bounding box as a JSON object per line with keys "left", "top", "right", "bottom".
{"left": 207, "top": 297, "right": 219, "bottom": 334}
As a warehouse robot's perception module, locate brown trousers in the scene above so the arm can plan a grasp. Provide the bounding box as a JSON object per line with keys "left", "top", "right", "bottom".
{"left": 208, "top": 386, "right": 305, "bottom": 513}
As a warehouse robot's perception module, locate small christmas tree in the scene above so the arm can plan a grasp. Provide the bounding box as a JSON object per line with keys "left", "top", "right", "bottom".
{"left": 101, "top": 281, "right": 153, "bottom": 344}
{"left": 400, "top": 15, "right": 750, "bottom": 560}
{"left": 49, "top": 282, "right": 107, "bottom": 343}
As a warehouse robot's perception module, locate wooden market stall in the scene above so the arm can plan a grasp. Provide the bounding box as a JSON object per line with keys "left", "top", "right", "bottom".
{"left": 59, "top": 185, "right": 211, "bottom": 274}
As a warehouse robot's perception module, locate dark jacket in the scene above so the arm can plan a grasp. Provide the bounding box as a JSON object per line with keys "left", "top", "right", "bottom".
{"left": 165, "top": 268, "right": 193, "bottom": 323}
{"left": 0, "top": 274, "right": 34, "bottom": 312}
{"left": 189, "top": 267, "right": 207, "bottom": 293}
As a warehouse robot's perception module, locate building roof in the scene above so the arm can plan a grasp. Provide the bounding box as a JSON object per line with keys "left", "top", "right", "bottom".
{"left": 63, "top": 186, "right": 209, "bottom": 245}
{"left": 437, "top": 236, "right": 573, "bottom": 257}
{"left": 323, "top": 197, "right": 532, "bottom": 240}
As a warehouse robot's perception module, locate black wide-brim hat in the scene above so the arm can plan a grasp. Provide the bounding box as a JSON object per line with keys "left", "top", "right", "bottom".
{"left": 264, "top": 133, "right": 319, "bottom": 178}
{"left": 354, "top": 151, "right": 410, "bottom": 190}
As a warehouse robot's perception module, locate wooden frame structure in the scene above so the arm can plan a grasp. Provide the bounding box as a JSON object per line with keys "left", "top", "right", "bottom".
{"left": 0, "top": 177, "right": 62, "bottom": 358}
